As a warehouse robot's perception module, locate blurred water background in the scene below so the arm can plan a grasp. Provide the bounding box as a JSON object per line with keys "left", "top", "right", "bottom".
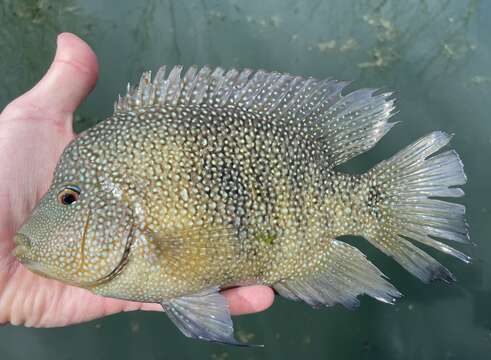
{"left": 0, "top": 0, "right": 490, "bottom": 359}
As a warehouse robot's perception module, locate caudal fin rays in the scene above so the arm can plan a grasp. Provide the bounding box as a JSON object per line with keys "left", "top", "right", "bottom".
{"left": 365, "top": 131, "right": 469, "bottom": 283}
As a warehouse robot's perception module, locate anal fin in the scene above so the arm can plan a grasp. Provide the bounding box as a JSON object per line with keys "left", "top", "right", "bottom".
{"left": 274, "top": 240, "right": 401, "bottom": 309}
{"left": 162, "top": 287, "right": 258, "bottom": 346}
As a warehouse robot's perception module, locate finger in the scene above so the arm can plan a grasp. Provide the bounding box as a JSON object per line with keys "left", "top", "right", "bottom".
{"left": 134, "top": 285, "right": 275, "bottom": 315}
{"left": 222, "top": 285, "right": 275, "bottom": 315}
{"left": 20, "top": 32, "right": 99, "bottom": 115}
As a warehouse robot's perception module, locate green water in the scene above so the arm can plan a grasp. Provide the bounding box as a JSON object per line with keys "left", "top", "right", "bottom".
{"left": 1, "top": 0, "right": 490, "bottom": 359}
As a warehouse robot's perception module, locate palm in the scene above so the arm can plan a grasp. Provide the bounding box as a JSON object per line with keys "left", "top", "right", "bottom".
{"left": 0, "top": 33, "right": 273, "bottom": 327}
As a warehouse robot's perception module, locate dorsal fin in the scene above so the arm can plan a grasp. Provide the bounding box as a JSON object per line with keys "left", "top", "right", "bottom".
{"left": 114, "top": 65, "right": 397, "bottom": 167}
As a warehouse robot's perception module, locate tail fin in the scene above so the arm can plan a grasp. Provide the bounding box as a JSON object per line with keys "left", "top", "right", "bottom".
{"left": 365, "top": 131, "right": 470, "bottom": 283}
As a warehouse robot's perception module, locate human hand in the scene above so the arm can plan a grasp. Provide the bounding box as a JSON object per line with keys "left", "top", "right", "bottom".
{"left": 0, "top": 33, "right": 274, "bottom": 327}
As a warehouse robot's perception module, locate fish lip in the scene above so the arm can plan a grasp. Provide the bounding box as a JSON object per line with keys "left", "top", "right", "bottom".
{"left": 12, "top": 245, "right": 28, "bottom": 258}
{"left": 14, "top": 233, "right": 31, "bottom": 247}
{"left": 13, "top": 233, "right": 31, "bottom": 260}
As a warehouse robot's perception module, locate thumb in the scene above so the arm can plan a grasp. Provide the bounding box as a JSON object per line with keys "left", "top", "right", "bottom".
{"left": 21, "top": 33, "right": 99, "bottom": 115}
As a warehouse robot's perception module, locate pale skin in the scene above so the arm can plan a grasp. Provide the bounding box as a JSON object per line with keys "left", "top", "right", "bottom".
{"left": 0, "top": 32, "right": 274, "bottom": 327}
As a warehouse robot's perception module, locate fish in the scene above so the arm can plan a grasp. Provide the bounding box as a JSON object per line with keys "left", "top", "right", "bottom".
{"left": 13, "top": 65, "right": 470, "bottom": 345}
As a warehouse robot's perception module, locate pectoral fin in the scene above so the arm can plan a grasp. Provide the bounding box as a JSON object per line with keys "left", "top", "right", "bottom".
{"left": 162, "top": 287, "right": 255, "bottom": 346}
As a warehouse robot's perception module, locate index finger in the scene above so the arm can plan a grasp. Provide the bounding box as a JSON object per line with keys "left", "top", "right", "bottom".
{"left": 221, "top": 285, "right": 275, "bottom": 315}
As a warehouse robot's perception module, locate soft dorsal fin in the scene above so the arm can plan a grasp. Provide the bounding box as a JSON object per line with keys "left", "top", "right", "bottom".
{"left": 114, "top": 65, "right": 396, "bottom": 167}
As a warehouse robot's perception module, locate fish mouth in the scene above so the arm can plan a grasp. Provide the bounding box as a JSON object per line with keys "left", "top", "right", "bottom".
{"left": 12, "top": 234, "right": 55, "bottom": 279}
{"left": 14, "top": 233, "right": 30, "bottom": 247}
{"left": 12, "top": 245, "right": 28, "bottom": 258}
{"left": 12, "top": 233, "right": 31, "bottom": 259}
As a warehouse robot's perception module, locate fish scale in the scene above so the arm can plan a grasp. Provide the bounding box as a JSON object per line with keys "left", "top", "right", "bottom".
{"left": 60, "top": 105, "right": 324, "bottom": 297}
{"left": 15, "top": 65, "right": 469, "bottom": 346}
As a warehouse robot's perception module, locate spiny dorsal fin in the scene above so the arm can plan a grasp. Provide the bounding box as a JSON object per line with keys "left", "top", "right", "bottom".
{"left": 114, "top": 65, "right": 397, "bottom": 167}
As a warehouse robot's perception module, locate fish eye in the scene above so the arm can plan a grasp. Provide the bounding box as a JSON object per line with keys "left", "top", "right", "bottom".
{"left": 58, "top": 185, "right": 81, "bottom": 206}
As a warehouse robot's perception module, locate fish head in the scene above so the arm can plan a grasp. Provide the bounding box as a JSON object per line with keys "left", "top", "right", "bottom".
{"left": 13, "top": 145, "right": 136, "bottom": 288}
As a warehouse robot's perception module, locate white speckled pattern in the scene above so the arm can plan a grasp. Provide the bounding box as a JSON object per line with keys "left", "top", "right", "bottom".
{"left": 16, "top": 66, "right": 468, "bottom": 308}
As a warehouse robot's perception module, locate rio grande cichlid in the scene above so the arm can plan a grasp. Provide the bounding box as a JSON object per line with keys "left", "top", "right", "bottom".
{"left": 13, "top": 65, "right": 470, "bottom": 345}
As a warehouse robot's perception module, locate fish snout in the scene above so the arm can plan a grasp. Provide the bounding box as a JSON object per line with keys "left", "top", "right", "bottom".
{"left": 14, "top": 233, "right": 31, "bottom": 247}
{"left": 13, "top": 233, "right": 31, "bottom": 258}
